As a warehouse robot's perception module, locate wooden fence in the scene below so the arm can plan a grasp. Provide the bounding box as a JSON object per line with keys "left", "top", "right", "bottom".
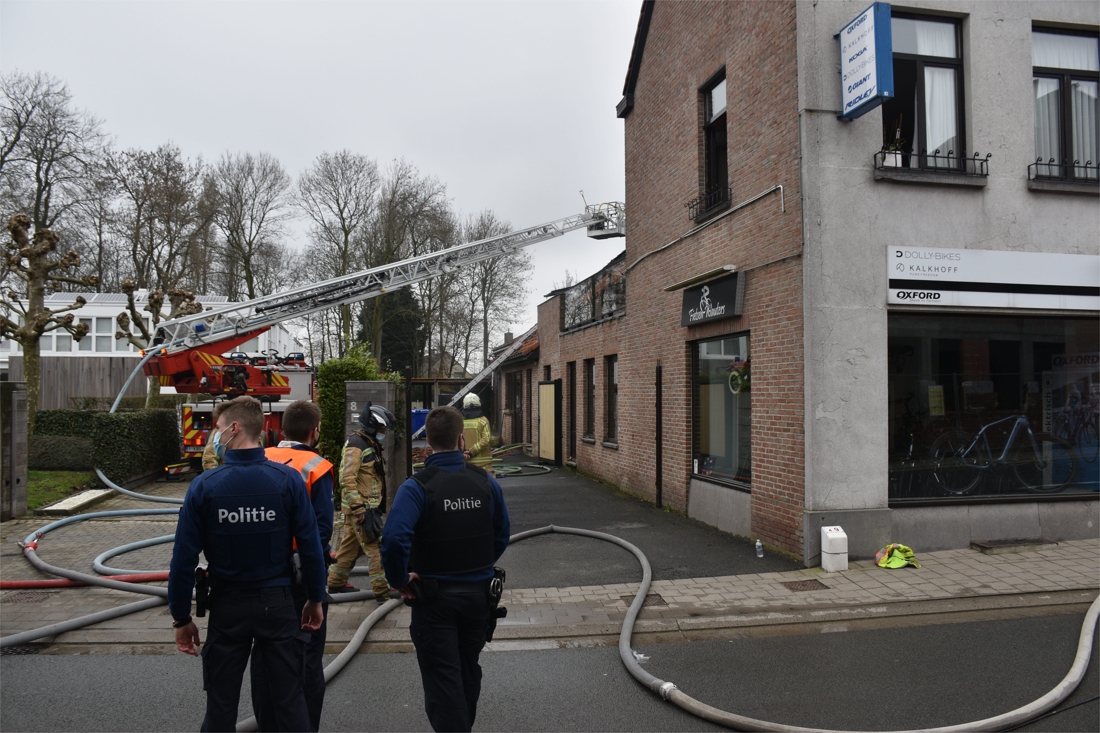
{"left": 8, "top": 356, "right": 147, "bottom": 410}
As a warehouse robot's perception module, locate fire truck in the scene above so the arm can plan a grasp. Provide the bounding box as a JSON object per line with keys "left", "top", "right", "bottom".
{"left": 140, "top": 203, "right": 625, "bottom": 467}
{"left": 179, "top": 351, "right": 315, "bottom": 469}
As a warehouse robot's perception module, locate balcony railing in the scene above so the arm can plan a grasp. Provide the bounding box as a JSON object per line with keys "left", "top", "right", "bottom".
{"left": 1027, "top": 158, "right": 1099, "bottom": 183}
{"left": 874, "top": 149, "right": 991, "bottom": 177}
{"left": 685, "top": 186, "right": 731, "bottom": 222}
{"left": 560, "top": 264, "right": 626, "bottom": 332}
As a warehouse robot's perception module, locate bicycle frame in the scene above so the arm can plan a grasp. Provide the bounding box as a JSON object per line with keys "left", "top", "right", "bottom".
{"left": 958, "top": 414, "right": 1045, "bottom": 469}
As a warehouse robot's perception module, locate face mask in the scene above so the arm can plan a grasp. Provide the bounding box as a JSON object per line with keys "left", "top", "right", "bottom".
{"left": 376, "top": 430, "right": 387, "bottom": 441}
{"left": 212, "top": 427, "right": 235, "bottom": 459}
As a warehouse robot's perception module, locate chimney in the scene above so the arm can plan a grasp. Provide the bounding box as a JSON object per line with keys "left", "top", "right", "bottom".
{"left": 504, "top": 332, "right": 513, "bottom": 346}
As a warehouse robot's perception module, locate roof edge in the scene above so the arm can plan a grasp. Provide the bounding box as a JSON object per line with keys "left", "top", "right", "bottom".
{"left": 617, "top": 0, "right": 655, "bottom": 119}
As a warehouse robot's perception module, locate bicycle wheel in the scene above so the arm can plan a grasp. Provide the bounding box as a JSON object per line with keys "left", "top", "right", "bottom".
{"left": 1079, "top": 420, "right": 1099, "bottom": 464}
{"left": 1013, "top": 433, "right": 1079, "bottom": 493}
{"left": 929, "top": 429, "right": 981, "bottom": 495}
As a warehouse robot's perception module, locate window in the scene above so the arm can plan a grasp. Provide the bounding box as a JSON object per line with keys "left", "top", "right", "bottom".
{"left": 40, "top": 334, "right": 53, "bottom": 351}
{"left": 881, "top": 15, "right": 963, "bottom": 170}
{"left": 888, "top": 313, "right": 1099, "bottom": 502}
{"left": 543, "top": 365, "right": 551, "bottom": 381}
{"left": 688, "top": 71, "right": 729, "bottom": 220}
{"left": 509, "top": 371, "right": 523, "bottom": 444}
{"left": 56, "top": 333, "right": 72, "bottom": 352}
{"left": 583, "top": 358, "right": 595, "bottom": 439}
{"left": 95, "top": 317, "right": 113, "bottom": 352}
{"left": 78, "top": 318, "right": 93, "bottom": 351}
{"left": 1032, "top": 30, "right": 1099, "bottom": 180}
{"left": 604, "top": 355, "right": 618, "bottom": 443}
{"left": 525, "top": 369, "right": 532, "bottom": 443}
{"left": 694, "top": 334, "right": 751, "bottom": 485}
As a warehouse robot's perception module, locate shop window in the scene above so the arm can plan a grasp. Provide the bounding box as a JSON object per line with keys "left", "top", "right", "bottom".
{"left": 693, "top": 334, "right": 751, "bottom": 486}
{"left": 78, "top": 318, "right": 93, "bottom": 351}
{"left": 887, "top": 313, "right": 1099, "bottom": 503}
{"left": 583, "top": 358, "right": 595, "bottom": 440}
{"left": 1031, "top": 29, "right": 1099, "bottom": 181}
{"left": 605, "top": 355, "right": 618, "bottom": 443}
{"left": 881, "top": 15, "right": 964, "bottom": 170}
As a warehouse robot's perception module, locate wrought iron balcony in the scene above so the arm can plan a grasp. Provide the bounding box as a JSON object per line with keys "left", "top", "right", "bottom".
{"left": 874, "top": 149, "right": 991, "bottom": 177}
{"left": 685, "top": 186, "right": 731, "bottom": 222}
{"left": 1027, "top": 158, "right": 1099, "bottom": 183}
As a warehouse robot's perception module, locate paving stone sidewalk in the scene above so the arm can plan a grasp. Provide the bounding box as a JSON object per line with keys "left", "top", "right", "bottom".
{"left": 3, "top": 508, "right": 1096, "bottom": 649}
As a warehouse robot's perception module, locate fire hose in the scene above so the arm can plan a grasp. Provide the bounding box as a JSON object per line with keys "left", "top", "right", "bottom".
{"left": 3, "top": 509, "right": 1098, "bottom": 732}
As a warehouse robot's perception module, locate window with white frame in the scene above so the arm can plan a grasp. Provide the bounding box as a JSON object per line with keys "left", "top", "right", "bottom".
{"left": 1032, "top": 29, "right": 1099, "bottom": 180}
{"left": 78, "top": 318, "right": 93, "bottom": 351}
{"left": 881, "top": 15, "right": 963, "bottom": 169}
{"left": 95, "top": 317, "right": 113, "bottom": 352}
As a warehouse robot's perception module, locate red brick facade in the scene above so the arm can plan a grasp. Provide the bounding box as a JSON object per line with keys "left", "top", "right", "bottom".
{"left": 517, "top": 1, "right": 808, "bottom": 558}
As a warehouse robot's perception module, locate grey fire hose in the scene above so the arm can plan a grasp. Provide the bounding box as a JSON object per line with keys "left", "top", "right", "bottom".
{"left": 4, "top": 513, "right": 1098, "bottom": 732}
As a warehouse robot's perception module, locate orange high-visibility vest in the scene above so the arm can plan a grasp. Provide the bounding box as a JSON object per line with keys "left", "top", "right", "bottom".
{"left": 266, "top": 446, "right": 334, "bottom": 551}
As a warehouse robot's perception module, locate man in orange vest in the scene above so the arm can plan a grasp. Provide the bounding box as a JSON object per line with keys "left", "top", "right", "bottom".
{"left": 260, "top": 400, "right": 334, "bottom": 733}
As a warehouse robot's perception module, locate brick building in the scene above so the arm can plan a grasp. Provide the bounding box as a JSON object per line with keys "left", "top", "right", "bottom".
{"left": 507, "top": 0, "right": 1099, "bottom": 565}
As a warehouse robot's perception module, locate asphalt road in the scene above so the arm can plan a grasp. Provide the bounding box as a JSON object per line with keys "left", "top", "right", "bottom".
{"left": 2, "top": 614, "right": 1096, "bottom": 731}
{"left": 494, "top": 461, "right": 798, "bottom": 589}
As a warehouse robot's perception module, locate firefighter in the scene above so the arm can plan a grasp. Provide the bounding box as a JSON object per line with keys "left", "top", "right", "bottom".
{"left": 259, "top": 400, "right": 334, "bottom": 733}
{"left": 326, "top": 402, "right": 395, "bottom": 601}
{"left": 201, "top": 402, "right": 231, "bottom": 471}
{"left": 461, "top": 393, "right": 494, "bottom": 476}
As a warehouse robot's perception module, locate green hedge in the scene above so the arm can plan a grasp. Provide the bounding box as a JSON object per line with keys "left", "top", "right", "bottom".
{"left": 29, "top": 435, "right": 95, "bottom": 471}
{"left": 69, "top": 394, "right": 193, "bottom": 410}
{"left": 35, "top": 409, "right": 181, "bottom": 487}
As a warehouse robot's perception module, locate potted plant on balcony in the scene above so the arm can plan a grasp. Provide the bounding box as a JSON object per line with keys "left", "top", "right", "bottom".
{"left": 882, "top": 115, "right": 906, "bottom": 168}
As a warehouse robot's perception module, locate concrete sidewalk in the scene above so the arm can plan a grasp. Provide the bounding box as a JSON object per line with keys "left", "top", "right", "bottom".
{"left": 3, "top": 508, "right": 1097, "bottom": 651}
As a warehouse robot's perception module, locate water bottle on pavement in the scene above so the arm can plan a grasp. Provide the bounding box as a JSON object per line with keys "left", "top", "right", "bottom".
{"left": 755, "top": 540, "right": 764, "bottom": 558}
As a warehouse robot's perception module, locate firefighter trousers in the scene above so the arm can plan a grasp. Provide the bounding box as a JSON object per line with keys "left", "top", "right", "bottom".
{"left": 327, "top": 515, "right": 388, "bottom": 596}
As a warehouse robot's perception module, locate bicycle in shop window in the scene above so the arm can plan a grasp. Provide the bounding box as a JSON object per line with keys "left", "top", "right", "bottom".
{"left": 889, "top": 392, "right": 933, "bottom": 499}
{"left": 928, "top": 414, "right": 1078, "bottom": 496}
{"left": 1051, "top": 387, "right": 1099, "bottom": 465}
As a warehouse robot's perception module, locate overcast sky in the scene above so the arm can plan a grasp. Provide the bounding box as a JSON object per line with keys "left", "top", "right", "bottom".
{"left": 1, "top": 0, "right": 638, "bottom": 334}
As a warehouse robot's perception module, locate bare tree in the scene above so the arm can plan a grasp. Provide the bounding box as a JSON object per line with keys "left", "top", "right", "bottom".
{"left": 0, "top": 71, "right": 107, "bottom": 234}
{"left": 298, "top": 151, "right": 380, "bottom": 354}
{"left": 1, "top": 215, "right": 97, "bottom": 431}
{"left": 210, "top": 152, "right": 292, "bottom": 300}
{"left": 363, "top": 160, "right": 452, "bottom": 366}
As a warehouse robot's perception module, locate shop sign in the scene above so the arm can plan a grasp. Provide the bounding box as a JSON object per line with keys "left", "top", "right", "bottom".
{"left": 887, "top": 247, "right": 1100, "bottom": 310}
{"left": 681, "top": 273, "right": 742, "bottom": 326}
{"left": 837, "top": 3, "right": 894, "bottom": 120}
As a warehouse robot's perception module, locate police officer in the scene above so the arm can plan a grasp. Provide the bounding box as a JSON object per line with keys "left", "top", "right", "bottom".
{"left": 259, "top": 400, "right": 334, "bottom": 733}
{"left": 327, "top": 402, "right": 394, "bottom": 601}
{"left": 460, "top": 393, "right": 494, "bottom": 476}
{"left": 168, "top": 396, "right": 326, "bottom": 733}
{"left": 381, "top": 405, "right": 511, "bottom": 733}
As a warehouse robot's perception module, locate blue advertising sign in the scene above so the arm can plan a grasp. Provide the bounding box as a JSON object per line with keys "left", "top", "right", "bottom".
{"left": 836, "top": 2, "right": 894, "bottom": 120}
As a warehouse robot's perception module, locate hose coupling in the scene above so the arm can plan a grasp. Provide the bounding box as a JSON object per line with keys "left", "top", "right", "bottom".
{"left": 658, "top": 681, "right": 678, "bottom": 700}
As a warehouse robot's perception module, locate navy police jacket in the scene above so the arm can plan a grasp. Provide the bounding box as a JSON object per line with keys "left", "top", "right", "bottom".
{"left": 168, "top": 446, "right": 326, "bottom": 619}
{"left": 380, "top": 450, "right": 510, "bottom": 589}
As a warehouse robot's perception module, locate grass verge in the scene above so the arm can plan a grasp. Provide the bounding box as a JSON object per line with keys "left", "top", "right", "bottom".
{"left": 27, "top": 470, "right": 94, "bottom": 511}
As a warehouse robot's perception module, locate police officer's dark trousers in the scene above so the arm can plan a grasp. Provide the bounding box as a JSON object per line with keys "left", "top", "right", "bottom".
{"left": 409, "top": 584, "right": 490, "bottom": 733}
{"left": 200, "top": 586, "right": 310, "bottom": 733}
{"left": 253, "top": 591, "right": 328, "bottom": 733}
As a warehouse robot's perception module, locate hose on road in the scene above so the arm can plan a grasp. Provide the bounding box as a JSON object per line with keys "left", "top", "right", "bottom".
{"left": 3, "top": 511, "right": 1098, "bottom": 732}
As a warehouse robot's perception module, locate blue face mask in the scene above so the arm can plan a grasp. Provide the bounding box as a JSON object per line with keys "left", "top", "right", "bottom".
{"left": 212, "top": 428, "right": 234, "bottom": 460}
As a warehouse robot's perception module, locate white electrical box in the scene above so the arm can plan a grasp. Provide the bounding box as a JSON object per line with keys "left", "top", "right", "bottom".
{"left": 821, "top": 525, "right": 848, "bottom": 573}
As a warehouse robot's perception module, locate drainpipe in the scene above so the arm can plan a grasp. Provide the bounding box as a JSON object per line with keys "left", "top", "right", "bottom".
{"left": 655, "top": 361, "right": 663, "bottom": 508}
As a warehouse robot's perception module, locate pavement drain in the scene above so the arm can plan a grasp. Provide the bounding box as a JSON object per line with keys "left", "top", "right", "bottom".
{"left": 621, "top": 593, "right": 668, "bottom": 607}
{"left": 0, "top": 644, "right": 49, "bottom": 656}
{"left": 781, "top": 579, "right": 830, "bottom": 592}
{"left": 0, "top": 591, "right": 56, "bottom": 604}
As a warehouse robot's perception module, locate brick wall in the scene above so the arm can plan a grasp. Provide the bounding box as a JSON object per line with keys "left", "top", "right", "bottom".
{"left": 528, "top": 1, "right": 807, "bottom": 557}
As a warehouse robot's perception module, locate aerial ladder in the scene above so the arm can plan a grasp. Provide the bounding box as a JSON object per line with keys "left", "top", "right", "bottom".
{"left": 141, "top": 203, "right": 625, "bottom": 396}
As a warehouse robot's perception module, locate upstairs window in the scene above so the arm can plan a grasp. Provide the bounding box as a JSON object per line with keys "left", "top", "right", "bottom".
{"left": 1032, "top": 30, "right": 1099, "bottom": 180}
{"left": 689, "top": 70, "right": 729, "bottom": 220}
{"left": 881, "top": 15, "right": 964, "bottom": 170}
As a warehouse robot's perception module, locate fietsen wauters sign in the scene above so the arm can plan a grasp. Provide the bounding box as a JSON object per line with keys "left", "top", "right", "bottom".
{"left": 888, "top": 247, "right": 1100, "bottom": 310}
{"left": 681, "top": 273, "right": 743, "bottom": 327}
{"left": 837, "top": 3, "right": 894, "bottom": 120}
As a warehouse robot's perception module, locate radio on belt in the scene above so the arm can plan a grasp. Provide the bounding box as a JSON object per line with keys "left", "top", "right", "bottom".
{"left": 821, "top": 526, "right": 848, "bottom": 573}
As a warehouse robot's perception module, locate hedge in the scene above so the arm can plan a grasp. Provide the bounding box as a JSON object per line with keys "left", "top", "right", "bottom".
{"left": 69, "top": 394, "right": 192, "bottom": 410}
{"left": 29, "top": 435, "right": 95, "bottom": 471}
{"left": 34, "top": 409, "right": 181, "bottom": 487}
